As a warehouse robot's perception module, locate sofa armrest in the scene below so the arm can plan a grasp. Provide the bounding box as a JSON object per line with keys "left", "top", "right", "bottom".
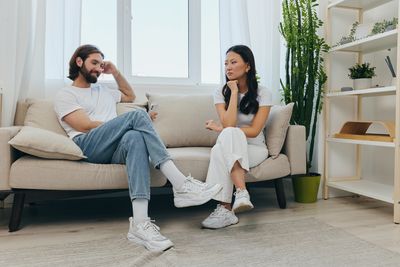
{"left": 0, "top": 126, "right": 22, "bottom": 190}
{"left": 283, "top": 125, "right": 306, "bottom": 175}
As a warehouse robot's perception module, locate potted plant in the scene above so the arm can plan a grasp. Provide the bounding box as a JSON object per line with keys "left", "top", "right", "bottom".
{"left": 348, "top": 62, "right": 376, "bottom": 90}
{"left": 334, "top": 21, "right": 359, "bottom": 47}
{"left": 370, "top": 17, "right": 398, "bottom": 35}
{"left": 280, "top": 0, "right": 329, "bottom": 203}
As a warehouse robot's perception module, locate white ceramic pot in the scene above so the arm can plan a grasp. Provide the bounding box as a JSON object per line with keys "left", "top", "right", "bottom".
{"left": 353, "top": 78, "right": 372, "bottom": 90}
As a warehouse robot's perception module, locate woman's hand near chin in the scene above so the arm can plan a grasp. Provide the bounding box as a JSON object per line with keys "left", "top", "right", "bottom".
{"left": 227, "top": 80, "right": 239, "bottom": 94}
{"left": 205, "top": 120, "right": 223, "bottom": 132}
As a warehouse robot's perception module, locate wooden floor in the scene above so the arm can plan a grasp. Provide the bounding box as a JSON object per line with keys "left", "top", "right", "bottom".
{"left": 1, "top": 186, "right": 400, "bottom": 254}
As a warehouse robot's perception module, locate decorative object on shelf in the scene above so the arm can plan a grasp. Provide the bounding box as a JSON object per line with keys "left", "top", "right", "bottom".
{"left": 334, "top": 21, "right": 359, "bottom": 47}
{"left": 370, "top": 17, "right": 398, "bottom": 35}
{"left": 385, "top": 55, "right": 396, "bottom": 78}
{"left": 333, "top": 17, "right": 398, "bottom": 48}
{"left": 334, "top": 121, "right": 395, "bottom": 142}
{"left": 384, "top": 55, "right": 397, "bottom": 86}
{"left": 280, "top": 0, "right": 329, "bottom": 203}
{"left": 348, "top": 62, "right": 376, "bottom": 90}
{"left": 340, "top": 86, "right": 353, "bottom": 92}
{"left": 354, "top": 23, "right": 372, "bottom": 40}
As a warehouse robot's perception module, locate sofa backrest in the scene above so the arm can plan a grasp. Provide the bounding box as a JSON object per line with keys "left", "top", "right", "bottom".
{"left": 146, "top": 93, "right": 220, "bottom": 147}
{"left": 14, "top": 98, "right": 293, "bottom": 154}
{"left": 14, "top": 99, "right": 147, "bottom": 132}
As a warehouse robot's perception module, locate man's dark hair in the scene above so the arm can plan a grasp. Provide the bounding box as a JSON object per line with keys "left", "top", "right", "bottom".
{"left": 68, "top": 44, "right": 104, "bottom": 81}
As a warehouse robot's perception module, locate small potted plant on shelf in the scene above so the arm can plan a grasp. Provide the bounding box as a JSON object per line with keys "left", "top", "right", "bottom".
{"left": 370, "top": 17, "right": 398, "bottom": 36}
{"left": 348, "top": 62, "right": 376, "bottom": 90}
{"left": 334, "top": 21, "right": 359, "bottom": 47}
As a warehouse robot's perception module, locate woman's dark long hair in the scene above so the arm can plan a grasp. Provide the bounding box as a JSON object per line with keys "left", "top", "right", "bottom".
{"left": 68, "top": 44, "right": 104, "bottom": 81}
{"left": 223, "top": 45, "right": 258, "bottom": 115}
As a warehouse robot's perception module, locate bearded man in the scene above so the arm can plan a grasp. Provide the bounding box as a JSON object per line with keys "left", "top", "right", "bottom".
{"left": 54, "top": 44, "right": 221, "bottom": 252}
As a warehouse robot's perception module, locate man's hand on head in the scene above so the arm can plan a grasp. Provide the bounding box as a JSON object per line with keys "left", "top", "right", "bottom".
{"left": 103, "top": 61, "right": 119, "bottom": 76}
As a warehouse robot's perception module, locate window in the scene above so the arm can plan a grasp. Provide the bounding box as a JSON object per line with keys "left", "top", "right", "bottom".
{"left": 201, "top": 0, "right": 220, "bottom": 84}
{"left": 131, "top": 0, "right": 188, "bottom": 78}
{"left": 50, "top": 0, "right": 221, "bottom": 85}
{"left": 81, "top": 0, "right": 117, "bottom": 80}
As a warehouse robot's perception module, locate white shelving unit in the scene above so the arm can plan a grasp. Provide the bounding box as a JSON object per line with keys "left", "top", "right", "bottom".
{"left": 328, "top": 0, "right": 394, "bottom": 10}
{"left": 324, "top": 0, "right": 400, "bottom": 223}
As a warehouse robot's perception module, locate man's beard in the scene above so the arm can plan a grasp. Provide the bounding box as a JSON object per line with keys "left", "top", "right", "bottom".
{"left": 80, "top": 65, "right": 100, "bottom": 83}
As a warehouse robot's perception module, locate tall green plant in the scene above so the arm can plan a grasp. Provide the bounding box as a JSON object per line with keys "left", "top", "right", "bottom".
{"left": 279, "top": 0, "right": 329, "bottom": 173}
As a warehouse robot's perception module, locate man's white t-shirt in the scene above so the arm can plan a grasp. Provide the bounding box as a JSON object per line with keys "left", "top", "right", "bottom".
{"left": 214, "top": 86, "right": 272, "bottom": 146}
{"left": 54, "top": 84, "right": 122, "bottom": 139}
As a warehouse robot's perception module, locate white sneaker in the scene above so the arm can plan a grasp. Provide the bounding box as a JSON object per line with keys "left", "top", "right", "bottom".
{"left": 201, "top": 204, "right": 239, "bottom": 229}
{"left": 173, "top": 176, "right": 222, "bottom": 208}
{"left": 127, "top": 217, "right": 174, "bottom": 252}
{"left": 232, "top": 189, "right": 254, "bottom": 213}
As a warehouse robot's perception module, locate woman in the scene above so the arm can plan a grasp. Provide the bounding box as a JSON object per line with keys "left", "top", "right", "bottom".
{"left": 202, "top": 45, "right": 272, "bottom": 229}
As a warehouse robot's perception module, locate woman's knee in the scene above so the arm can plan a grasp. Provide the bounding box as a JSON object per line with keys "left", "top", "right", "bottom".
{"left": 218, "top": 127, "right": 246, "bottom": 141}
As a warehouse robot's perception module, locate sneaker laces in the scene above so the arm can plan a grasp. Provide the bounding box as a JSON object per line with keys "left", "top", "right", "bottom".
{"left": 234, "top": 189, "right": 247, "bottom": 198}
{"left": 184, "top": 175, "right": 207, "bottom": 190}
{"left": 209, "top": 205, "right": 228, "bottom": 217}
{"left": 141, "top": 220, "right": 162, "bottom": 237}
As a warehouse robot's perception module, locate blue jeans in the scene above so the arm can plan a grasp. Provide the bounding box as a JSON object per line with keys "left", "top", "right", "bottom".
{"left": 73, "top": 109, "right": 171, "bottom": 200}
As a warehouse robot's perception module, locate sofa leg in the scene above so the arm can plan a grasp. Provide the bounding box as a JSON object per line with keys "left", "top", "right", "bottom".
{"left": 0, "top": 192, "right": 10, "bottom": 201}
{"left": 0, "top": 192, "right": 10, "bottom": 209}
{"left": 274, "top": 178, "right": 286, "bottom": 209}
{"left": 9, "top": 192, "right": 26, "bottom": 232}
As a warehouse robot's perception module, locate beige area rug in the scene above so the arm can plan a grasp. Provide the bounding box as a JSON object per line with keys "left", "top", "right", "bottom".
{"left": 1, "top": 218, "right": 400, "bottom": 267}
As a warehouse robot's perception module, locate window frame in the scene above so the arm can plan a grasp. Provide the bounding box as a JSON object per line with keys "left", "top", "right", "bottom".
{"left": 117, "top": 0, "right": 205, "bottom": 86}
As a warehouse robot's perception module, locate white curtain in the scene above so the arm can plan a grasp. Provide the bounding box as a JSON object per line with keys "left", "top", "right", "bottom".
{"left": 45, "top": 0, "right": 81, "bottom": 99}
{"left": 0, "top": 0, "right": 47, "bottom": 126}
{"left": 219, "top": 0, "right": 282, "bottom": 104}
{"left": 0, "top": 0, "right": 81, "bottom": 126}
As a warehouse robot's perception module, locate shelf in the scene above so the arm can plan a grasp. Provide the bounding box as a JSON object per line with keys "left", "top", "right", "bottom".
{"left": 331, "top": 30, "right": 397, "bottom": 53}
{"left": 325, "top": 0, "right": 400, "bottom": 223}
{"left": 328, "top": 0, "right": 394, "bottom": 11}
{"left": 328, "top": 179, "right": 394, "bottom": 203}
{"left": 327, "top": 137, "right": 395, "bottom": 147}
{"left": 327, "top": 86, "right": 396, "bottom": 97}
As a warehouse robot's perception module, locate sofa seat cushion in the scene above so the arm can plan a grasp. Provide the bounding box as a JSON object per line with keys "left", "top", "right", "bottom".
{"left": 151, "top": 147, "right": 213, "bottom": 182}
{"left": 9, "top": 149, "right": 290, "bottom": 191}
{"left": 9, "top": 156, "right": 167, "bottom": 190}
{"left": 247, "top": 154, "right": 290, "bottom": 182}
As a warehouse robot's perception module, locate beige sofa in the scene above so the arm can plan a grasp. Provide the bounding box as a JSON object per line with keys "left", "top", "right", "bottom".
{"left": 0, "top": 94, "right": 306, "bottom": 232}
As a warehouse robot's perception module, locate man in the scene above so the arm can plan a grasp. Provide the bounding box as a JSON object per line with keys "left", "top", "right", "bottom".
{"left": 54, "top": 44, "right": 222, "bottom": 252}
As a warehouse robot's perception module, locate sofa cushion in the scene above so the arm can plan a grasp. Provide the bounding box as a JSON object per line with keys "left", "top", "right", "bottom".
{"left": 116, "top": 102, "right": 147, "bottom": 115}
{"left": 24, "top": 99, "right": 67, "bottom": 136}
{"left": 8, "top": 126, "right": 86, "bottom": 160}
{"left": 146, "top": 94, "right": 219, "bottom": 147}
{"left": 265, "top": 103, "right": 294, "bottom": 159}
{"left": 247, "top": 154, "right": 291, "bottom": 181}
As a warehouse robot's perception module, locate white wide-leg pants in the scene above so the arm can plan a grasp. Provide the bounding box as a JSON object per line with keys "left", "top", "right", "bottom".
{"left": 205, "top": 127, "right": 269, "bottom": 203}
